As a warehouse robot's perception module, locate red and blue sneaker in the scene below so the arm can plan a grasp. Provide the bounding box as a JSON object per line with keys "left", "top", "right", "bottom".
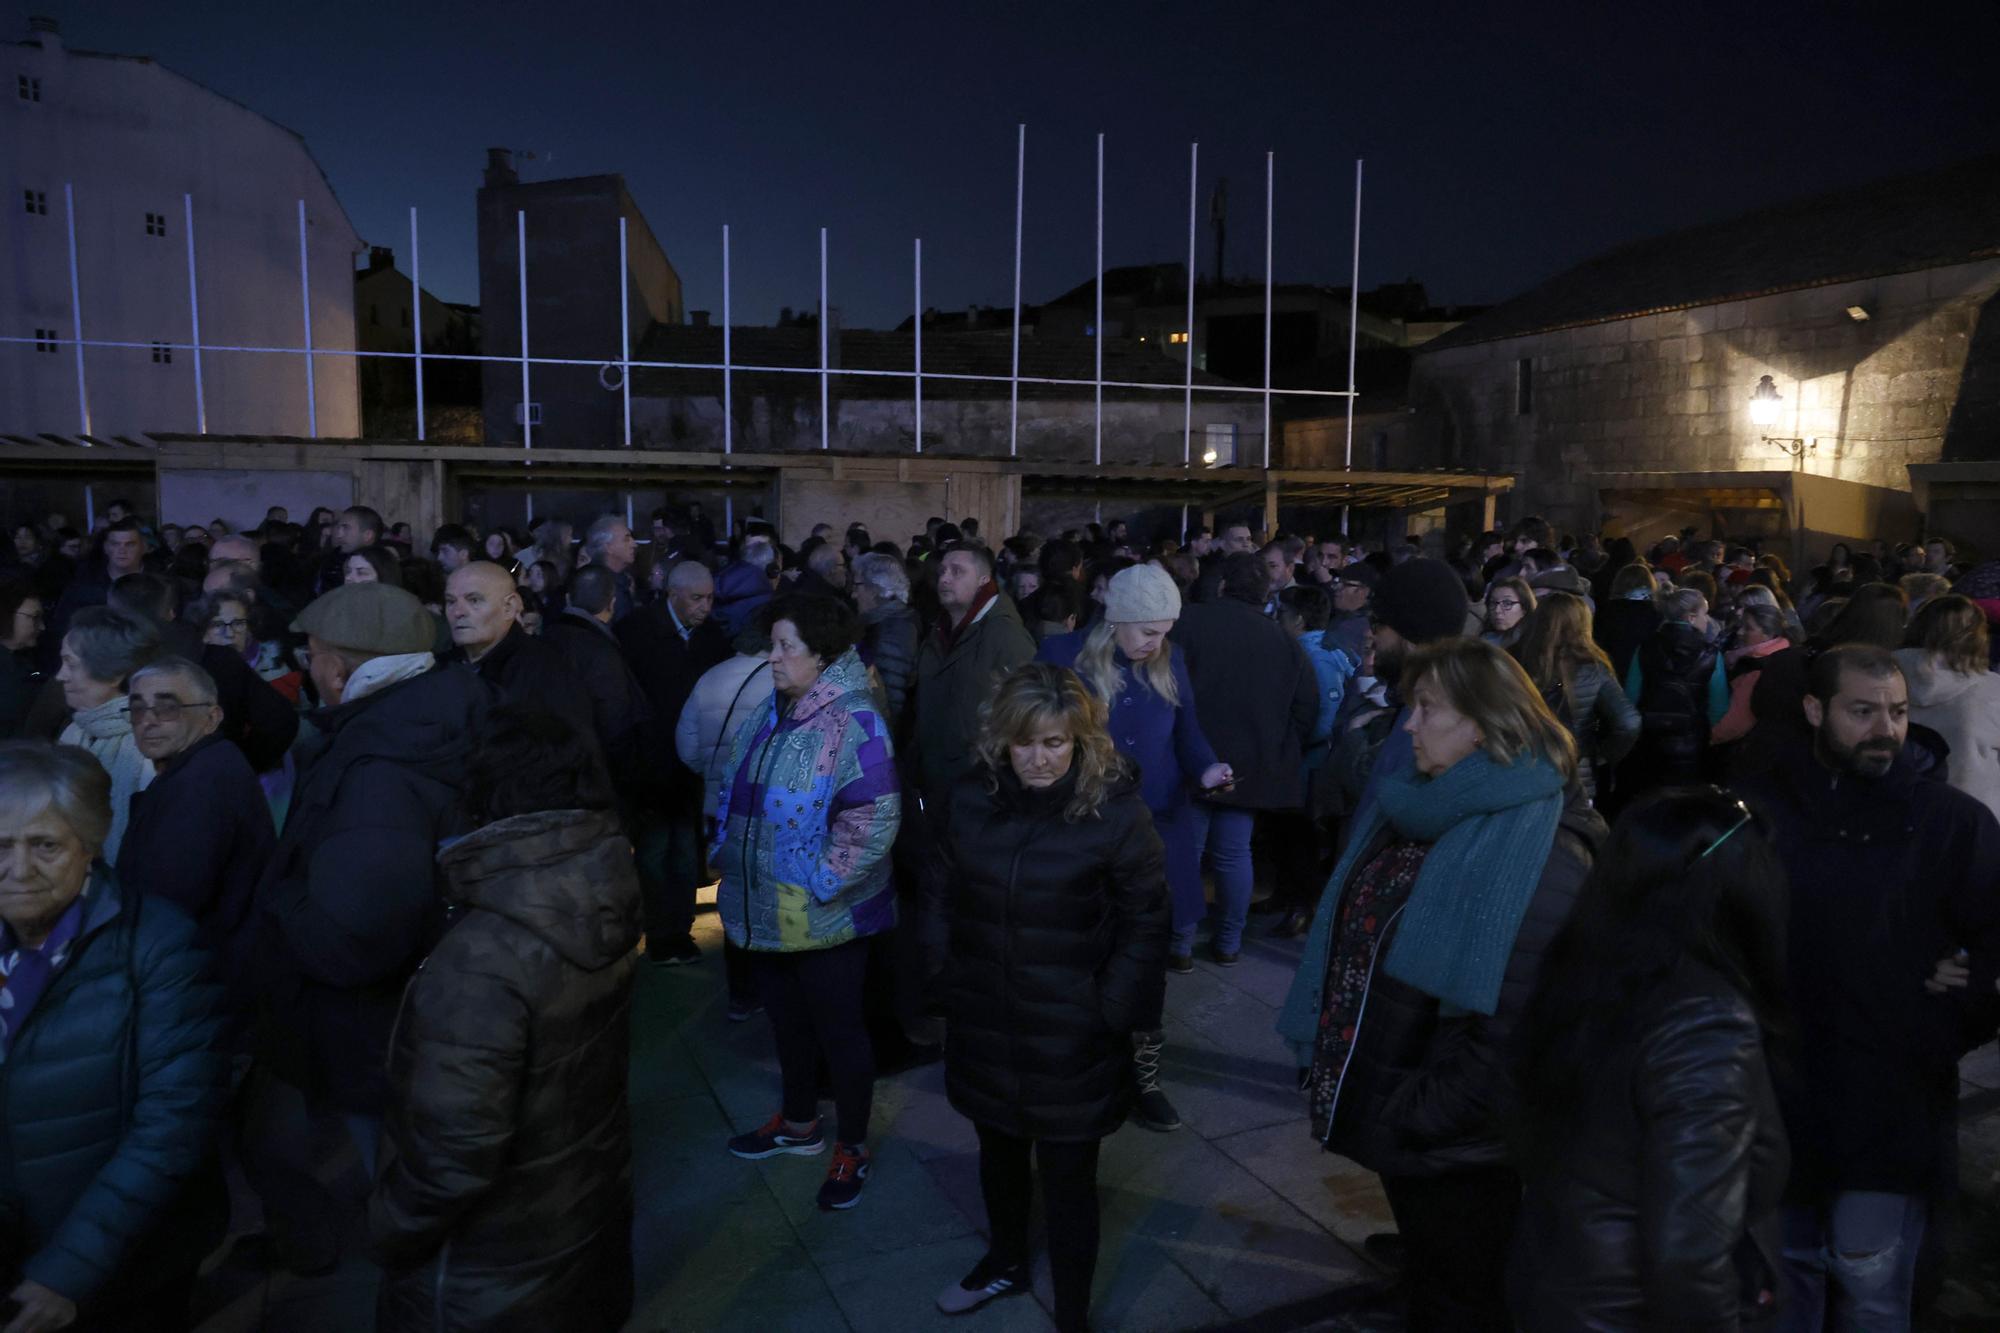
{"left": 726, "top": 1114, "right": 824, "bottom": 1160}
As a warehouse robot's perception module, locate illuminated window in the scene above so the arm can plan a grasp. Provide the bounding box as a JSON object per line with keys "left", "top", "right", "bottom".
{"left": 1168, "top": 331, "right": 1189, "bottom": 345}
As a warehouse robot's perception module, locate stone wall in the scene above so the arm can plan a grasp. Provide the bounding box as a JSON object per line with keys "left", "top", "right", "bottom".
{"left": 1405, "top": 259, "right": 2000, "bottom": 535}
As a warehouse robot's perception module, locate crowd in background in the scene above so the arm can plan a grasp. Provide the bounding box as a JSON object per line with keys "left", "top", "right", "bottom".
{"left": 0, "top": 492, "right": 1996, "bottom": 1332}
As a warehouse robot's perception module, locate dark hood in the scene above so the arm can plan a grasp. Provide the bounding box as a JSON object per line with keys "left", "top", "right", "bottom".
{"left": 439, "top": 808, "right": 641, "bottom": 969}
{"left": 310, "top": 665, "right": 491, "bottom": 784}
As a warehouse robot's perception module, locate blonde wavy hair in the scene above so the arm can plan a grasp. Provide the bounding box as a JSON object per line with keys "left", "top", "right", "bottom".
{"left": 976, "top": 663, "right": 1129, "bottom": 821}
{"left": 1401, "top": 637, "right": 1579, "bottom": 783}
{"left": 1073, "top": 619, "right": 1180, "bottom": 709}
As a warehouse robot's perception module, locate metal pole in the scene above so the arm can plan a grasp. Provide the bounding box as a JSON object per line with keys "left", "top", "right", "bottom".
{"left": 1183, "top": 142, "right": 1198, "bottom": 467}
{"left": 619, "top": 216, "right": 632, "bottom": 448}
{"left": 1343, "top": 158, "right": 1363, "bottom": 536}
{"left": 518, "top": 209, "right": 531, "bottom": 452}
{"left": 409, "top": 206, "right": 425, "bottom": 441}
{"left": 819, "top": 226, "right": 829, "bottom": 451}
{"left": 85, "top": 485, "right": 95, "bottom": 532}
{"left": 914, "top": 237, "right": 923, "bottom": 454}
{"left": 1263, "top": 151, "right": 1274, "bottom": 469}
{"left": 62, "top": 184, "right": 89, "bottom": 434}
{"left": 182, "top": 194, "right": 206, "bottom": 434}
{"left": 1094, "top": 131, "right": 1104, "bottom": 467}
{"left": 297, "top": 200, "right": 316, "bottom": 436}
{"left": 732, "top": 226, "right": 740, "bottom": 454}
{"left": 1010, "top": 122, "right": 1024, "bottom": 458}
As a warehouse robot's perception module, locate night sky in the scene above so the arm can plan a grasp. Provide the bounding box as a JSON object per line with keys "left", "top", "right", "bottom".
{"left": 17, "top": 1, "right": 1999, "bottom": 330}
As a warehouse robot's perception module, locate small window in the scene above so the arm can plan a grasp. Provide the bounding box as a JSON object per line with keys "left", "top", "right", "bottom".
{"left": 151, "top": 341, "right": 173, "bottom": 364}
{"left": 33, "top": 328, "right": 59, "bottom": 353}
{"left": 1515, "top": 357, "right": 1533, "bottom": 415}
{"left": 513, "top": 402, "right": 542, "bottom": 426}
{"left": 144, "top": 212, "right": 167, "bottom": 237}
{"left": 23, "top": 190, "right": 47, "bottom": 216}
{"left": 1168, "top": 331, "right": 1189, "bottom": 345}
{"left": 18, "top": 75, "right": 41, "bottom": 102}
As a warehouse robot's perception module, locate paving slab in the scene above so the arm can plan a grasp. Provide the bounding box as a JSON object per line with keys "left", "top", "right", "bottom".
{"left": 823, "top": 1233, "right": 1060, "bottom": 1332}
{"left": 1209, "top": 1121, "right": 1391, "bottom": 1262}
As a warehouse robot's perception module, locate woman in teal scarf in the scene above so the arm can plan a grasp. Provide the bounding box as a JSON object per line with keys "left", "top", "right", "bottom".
{"left": 1275, "top": 637, "right": 1604, "bottom": 1332}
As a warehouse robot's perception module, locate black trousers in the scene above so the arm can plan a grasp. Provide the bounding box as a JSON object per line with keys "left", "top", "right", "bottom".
{"left": 1379, "top": 1166, "right": 1521, "bottom": 1333}
{"left": 975, "top": 1123, "right": 1102, "bottom": 1333}
{"left": 1268, "top": 809, "right": 1329, "bottom": 914}
{"left": 750, "top": 937, "right": 875, "bottom": 1145}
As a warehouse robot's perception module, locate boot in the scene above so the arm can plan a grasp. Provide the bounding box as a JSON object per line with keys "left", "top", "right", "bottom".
{"left": 1130, "top": 1030, "right": 1182, "bottom": 1132}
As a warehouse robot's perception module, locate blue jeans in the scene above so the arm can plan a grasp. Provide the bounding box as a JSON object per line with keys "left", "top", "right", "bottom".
{"left": 1172, "top": 803, "right": 1255, "bottom": 956}
{"left": 1779, "top": 1192, "right": 1926, "bottom": 1332}
{"left": 1152, "top": 805, "right": 1207, "bottom": 937}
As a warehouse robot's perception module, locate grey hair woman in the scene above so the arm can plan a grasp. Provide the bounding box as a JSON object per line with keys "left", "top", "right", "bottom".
{"left": 55, "top": 606, "right": 162, "bottom": 860}
{"left": 0, "top": 741, "right": 226, "bottom": 1331}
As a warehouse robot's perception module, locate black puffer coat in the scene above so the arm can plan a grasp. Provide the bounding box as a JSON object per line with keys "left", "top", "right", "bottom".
{"left": 859, "top": 599, "right": 920, "bottom": 729}
{"left": 1325, "top": 795, "right": 1603, "bottom": 1177}
{"left": 1632, "top": 621, "right": 1719, "bottom": 784}
{"left": 1173, "top": 597, "right": 1318, "bottom": 810}
{"left": 1594, "top": 596, "right": 1660, "bottom": 685}
{"left": 371, "top": 808, "right": 640, "bottom": 1333}
{"left": 923, "top": 765, "right": 1168, "bottom": 1142}
{"left": 1510, "top": 961, "right": 1789, "bottom": 1330}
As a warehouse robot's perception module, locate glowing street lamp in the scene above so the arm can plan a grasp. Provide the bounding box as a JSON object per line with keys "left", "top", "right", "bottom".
{"left": 1749, "top": 374, "right": 1783, "bottom": 428}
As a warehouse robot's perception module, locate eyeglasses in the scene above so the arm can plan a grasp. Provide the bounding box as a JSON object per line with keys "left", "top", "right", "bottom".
{"left": 127, "top": 698, "right": 217, "bottom": 720}
{"left": 210, "top": 617, "right": 249, "bottom": 633}
{"left": 14, "top": 608, "right": 43, "bottom": 625}
{"left": 1488, "top": 599, "right": 1522, "bottom": 612}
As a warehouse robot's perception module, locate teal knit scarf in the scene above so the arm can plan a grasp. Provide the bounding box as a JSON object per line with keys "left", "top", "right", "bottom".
{"left": 1276, "top": 749, "right": 1564, "bottom": 1062}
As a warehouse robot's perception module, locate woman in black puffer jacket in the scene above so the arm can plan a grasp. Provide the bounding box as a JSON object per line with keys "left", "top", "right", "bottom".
{"left": 1511, "top": 787, "right": 1791, "bottom": 1330}
{"left": 923, "top": 663, "right": 1167, "bottom": 1333}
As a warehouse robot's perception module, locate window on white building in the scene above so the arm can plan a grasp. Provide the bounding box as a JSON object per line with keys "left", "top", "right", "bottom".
{"left": 33, "top": 328, "right": 59, "bottom": 353}
{"left": 151, "top": 342, "right": 173, "bottom": 364}
{"left": 23, "top": 190, "right": 47, "bottom": 216}
{"left": 145, "top": 212, "right": 167, "bottom": 237}
{"left": 17, "top": 75, "right": 41, "bottom": 102}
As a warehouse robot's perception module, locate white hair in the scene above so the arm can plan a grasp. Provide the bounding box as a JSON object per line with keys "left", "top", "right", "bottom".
{"left": 742, "top": 536, "right": 775, "bottom": 568}
{"left": 853, "top": 553, "right": 909, "bottom": 604}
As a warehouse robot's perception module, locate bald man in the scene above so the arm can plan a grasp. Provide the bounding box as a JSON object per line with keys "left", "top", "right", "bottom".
{"left": 442, "top": 561, "right": 591, "bottom": 734}
{"left": 615, "top": 558, "right": 732, "bottom": 964}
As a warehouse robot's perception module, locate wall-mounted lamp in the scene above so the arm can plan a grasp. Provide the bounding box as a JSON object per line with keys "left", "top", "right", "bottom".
{"left": 1845, "top": 305, "right": 1871, "bottom": 322}
{"left": 1750, "top": 374, "right": 1813, "bottom": 458}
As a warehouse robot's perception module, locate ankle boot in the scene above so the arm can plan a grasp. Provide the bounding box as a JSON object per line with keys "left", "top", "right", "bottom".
{"left": 1130, "top": 1029, "right": 1181, "bottom": 1132}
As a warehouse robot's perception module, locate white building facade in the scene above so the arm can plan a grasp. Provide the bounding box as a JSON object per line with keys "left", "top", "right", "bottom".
{"left": 2, "top": 17, "right": 362, "bottom": 439}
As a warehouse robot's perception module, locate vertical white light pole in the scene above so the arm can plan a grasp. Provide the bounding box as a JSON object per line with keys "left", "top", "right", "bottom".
{"left": 517, "top": 209, "right": 531, "bottom": 452}
{"left": 722, "top": 223, "right": 733, "bottom": 455}
{"left": 1094, "top": 132, "right": 1104, "bottom": 467}
{"left": 1343, "top": 158, "right": 1363, "bottom": 535}
{"left": 1263, "top": 151, "right": 1274, "bottom": 469}
{"left": 64, "top": 185, "right": 89, "bottom": 434}
{"left": 819, "top": 226, "right": 830, "bottom": 451}
{"left": 1010, "top": 122, "right": 1025, "bottom": 458}
{"left": 914, "top": 238, "right": 923, "bottom": 454}
{"left": 297, "top": 200, "right": 316, "bottom": 436}
{"left": 409, "top": 206, "right": 425, "bottom": 441}
{"left": 1183, "top": 142, "right": 1198, "bottom": 467}
{"left": 618, "top": 216, "right": 632, "bottom": 448}
{"left": 182, "top": 193, "right": 206, "bottom": 434}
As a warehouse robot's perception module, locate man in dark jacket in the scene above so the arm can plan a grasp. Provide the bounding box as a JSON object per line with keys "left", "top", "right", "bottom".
{"left": 615, "top": 559, "right": 731, "bottom": 965}
{"left": 714, "top": 535, "right": 777, "bottom": 636}
{"left": 441, "top": 560, "right": 593, "bottom": 737}
{"left": 1737, "top": 645, "right": 2000, "bottom": 1329}
{"left": 1173, "top": 552, "right": 1318, "bottom": 963}
{"left": 41, "top": 518, "right": 148, "bottom": 672}
{"left": 246, "top": 582, "right": 491, "bottom": 1274}
{"left": 119, "top": 656, "right": 275, "bottom": 1031}
{"left": 912, "top": 543, "right": 1037, "bottom": 806}
{"left": 852, "top": 552, "right": 918, "bottom": 729}
{"left": 545, "top": 565, "right": 655, "bottom": 796}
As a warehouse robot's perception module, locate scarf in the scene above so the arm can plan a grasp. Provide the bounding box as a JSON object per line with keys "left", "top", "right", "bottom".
{"left": 0, "top": 885, "right": 88, "bottom": 1060}
{"left": 60, "top": 697, "right": 153, "bottom": 862}
{"left": 344, "top": 651, "right": 435, "bottom": 703}
{"left": 937, "top": 580, "right": 999, "bottom": 653}
{"left": 1277, "top": 749, "right": 1565, "bottom": 1060}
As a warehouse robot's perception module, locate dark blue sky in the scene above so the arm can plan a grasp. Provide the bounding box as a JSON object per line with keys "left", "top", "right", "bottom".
{"left": 19, "top": 0, "right": 1998, "bottom": 328}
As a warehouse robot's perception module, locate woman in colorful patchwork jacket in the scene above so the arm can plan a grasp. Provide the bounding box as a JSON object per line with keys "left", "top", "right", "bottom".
{"left": 713, "top": 594, "right": 901, "bottom": 1212}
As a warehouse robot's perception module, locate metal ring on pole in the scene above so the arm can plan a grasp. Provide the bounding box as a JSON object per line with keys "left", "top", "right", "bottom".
{"left": 598, "top": 362, "right": 625, "bottom": 391}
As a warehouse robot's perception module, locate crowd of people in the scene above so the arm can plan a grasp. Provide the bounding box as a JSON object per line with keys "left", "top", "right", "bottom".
{"left": 0, "top": 494, "right": 1996, "bottom": 1332}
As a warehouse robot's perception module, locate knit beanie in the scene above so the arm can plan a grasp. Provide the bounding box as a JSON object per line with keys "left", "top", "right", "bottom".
{"left": 1374, "top": 557, "right": 1471, "bottom": 645}
{"left": 1103, "top": 563, "right": 1183, "bottom": 624}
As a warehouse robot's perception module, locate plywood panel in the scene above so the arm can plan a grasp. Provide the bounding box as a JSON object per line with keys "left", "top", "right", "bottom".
{"left": 777, "top": 477, "right": 950, "bottom": 549}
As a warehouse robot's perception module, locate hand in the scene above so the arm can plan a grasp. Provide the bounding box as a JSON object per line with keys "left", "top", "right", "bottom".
{"left": 4, "top": 1281, "right": 77, "bottom": 1333}
{"left": 1926, "top": 951, "right": 1970, "bottom": 996}
{"left": 1200, "top": 763, "right": 1235, "bottom": 791}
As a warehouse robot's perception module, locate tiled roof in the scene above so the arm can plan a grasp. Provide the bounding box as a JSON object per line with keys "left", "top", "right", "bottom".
{"left": 629, "top": 326, "right": 1240, "bottom": 401}
{"left": 1423, "top": 153, "right": 2000, "bottom": 351}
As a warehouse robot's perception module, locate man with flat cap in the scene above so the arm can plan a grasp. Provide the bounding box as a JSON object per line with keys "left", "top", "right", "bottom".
{"left": 244, "top": 581, "right": 493, "bottom": 1274}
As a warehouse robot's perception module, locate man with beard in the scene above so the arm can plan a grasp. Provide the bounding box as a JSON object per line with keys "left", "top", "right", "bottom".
{"left": 1738, "top": 644, "right": 2000, "bottom": 1329}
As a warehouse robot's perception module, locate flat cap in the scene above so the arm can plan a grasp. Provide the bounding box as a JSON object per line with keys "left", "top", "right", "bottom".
{"left": 290, "top": 582, "right": 436, "bottom": 656}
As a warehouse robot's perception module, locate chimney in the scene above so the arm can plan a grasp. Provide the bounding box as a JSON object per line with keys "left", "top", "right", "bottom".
{"left": 367, "top": 246, "right": 395, "bottom": 273}
{"left": 484, "top": 147, "right": 518, "bottom": 188}
{"left": 690, "top": 310, "right": 711, "bottom": 328}
{"left": 26, "top": 15, "right": 60, "bottom": 46}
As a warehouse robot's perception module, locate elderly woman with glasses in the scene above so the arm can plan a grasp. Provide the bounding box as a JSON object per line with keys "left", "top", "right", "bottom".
{"left": 0, "top": 741, "right": 227, "bottom": 1332}
{"left": 54, "top": 606, "right": 163, "bottom": 861}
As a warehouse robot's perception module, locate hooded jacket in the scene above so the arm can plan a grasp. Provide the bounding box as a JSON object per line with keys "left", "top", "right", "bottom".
{"left": 713, "top": 558, "right": 775, "bottom": 637}
{"left": 714, "top": 648, "right": 901, "bottom": 952}
{"left": 1895, "top": 647, "right": 2000, "bottom": 822}
{"left": 253, "top": 666, "right": 491, "bottom": 1114}
{"left": 370, "top": 809, "right": 639, "bottom": 1333}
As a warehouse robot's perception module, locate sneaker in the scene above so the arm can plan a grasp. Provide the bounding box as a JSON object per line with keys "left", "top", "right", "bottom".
{"left": 1212, "top": 945, "right": 1240, "bottom": 967}
{"left": 1167, "top": 952, "right": 1194, "bottom": 975}
{"left": 646, "top": 936, "right": 702, "bottom": 966}
{"left": 937, "top": 1254, "right": 1031, "bottom": 1314}
{"left": 725, "top": 997, "right": 762, "bottom": 1022}
{"left": 1130, "top": 1032, "right": 1182, "bottom": 1132}
{"left": 726, "top": 1114, "right": 824, "bottom": 1160}
{"left": 817, "top": 1142, "right": 870, "bottom": 1210}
